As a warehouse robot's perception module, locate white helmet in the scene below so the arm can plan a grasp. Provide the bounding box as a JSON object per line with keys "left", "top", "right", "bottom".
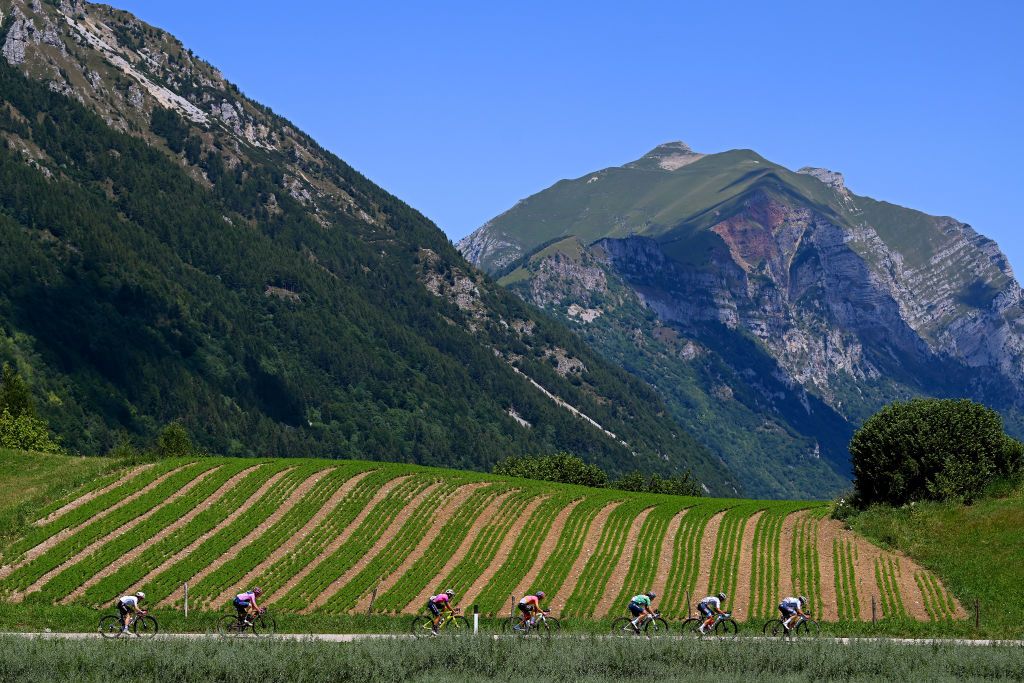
{"left": 135, "top": 591, "right": 145, "bottom": 599}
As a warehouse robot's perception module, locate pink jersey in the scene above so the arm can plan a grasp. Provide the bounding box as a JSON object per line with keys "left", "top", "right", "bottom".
{"left": 236, "top": 591, "right": 257, "bottom": 603}
{"left": 429, "top": 593, "right": 451, "bottom": 605}
{"left": 519, "top": 595, "right": 541, "bottom": 608}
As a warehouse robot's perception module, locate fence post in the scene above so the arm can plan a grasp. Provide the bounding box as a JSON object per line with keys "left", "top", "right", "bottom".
{"left": 184, "top": 582, "right": 188, "bottom": 620}
{"left": 686, "top": 589, "right": 691, "bottom": 619}
{"left": 473, "top": 604, "right": 479, "bottom": 635}
{"left": 511, "top": 595, "right": 515, "bottom": 618}
{"left": 367, "top": 586, "right": 378, "bottom": 616}
{"left": 975, "top": 598, "right": 980, "bottom": 629}
{"left": 871, "top": 595, "right": 876, "bottom": 624}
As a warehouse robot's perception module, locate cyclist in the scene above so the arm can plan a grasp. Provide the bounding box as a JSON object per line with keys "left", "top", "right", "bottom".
{"left": 697, "top": 592, "right": 728, "bottom": 634}
{"left": 116, "top": 591, "right": 146, "bottom": 633}
{"left": 427, "top": 589, "right": 456, "bottom": 634}
{"left": 779, "top": 595, "right": 808, "bottom": 632}
{"left": 627, "top": 591, "right": 657, "bottom": 632}
{"left": 233, "top": 587, "right": 264, "bottom": 623}
{"left": 517, "top": 591, "right": 547, "bottom": 628}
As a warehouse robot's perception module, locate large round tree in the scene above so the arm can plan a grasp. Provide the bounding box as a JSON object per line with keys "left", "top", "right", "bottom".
{"left": 850, "top": 398, "right": 1022, "bottom": 507}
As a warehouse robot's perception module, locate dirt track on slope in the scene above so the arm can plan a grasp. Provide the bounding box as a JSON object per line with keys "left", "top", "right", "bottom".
{"left": 353, "top": 483, "right": 489, "bottom": 613}
{"left": 403, "top": 490, "right": 514, "bottom": 614}
{"left": 461, "top": 496, "right": 549, "bottom": 608}
{"left": 33, "top": 465, "right": 154, "bottom": 527}
{"left": 258, "top": 475, "right": 411, "bottom": 610}
{"left": 507, "top": 498, "right": 582, "bottom": 609}
{"left": 730, "top": 510, "right": 764, "bottom": 621}
{"left": 206, "top": 470, "right": 373, "bottom": 609}
{"left": 302, "top": 483, "right": 442, "bottom": 613}
{"left": 777, "top": 510, "right": 805, "bottom": 598}
{"left": 12, "top": 466, "right": 220, "bottom": 602}
{"left": 693, "top": 510, "right": 726, "bottom": 601}
{"left": 597, "top": 506, "right": 653, "bottom": 617}
{"left": 550, "top": 501, "right": 620, "bottom": 613}
{"left": 649, "top": 508, "right": 687, "bottom": 607}
{"left": 816, "top": 514, "right": 839, "bottom": 621}
{"left": 60, "top": 465, "right": 268, "bottom": 604}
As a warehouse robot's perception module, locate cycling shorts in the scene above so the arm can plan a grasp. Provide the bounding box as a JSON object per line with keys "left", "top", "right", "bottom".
{"left": 698, "top": 603, "right": 714, "bottom": 618}
{"left": 234, "top": 597, "right": 252, "bottom": 612}
{"left": 779, "top": 604, "right": 796, "bottom": 618}
{"left": 518, "top": 603, "right": 534, "bottom": 617}
{"left": 427, "top": 601, "right": 442, "bottom": 617}
{"left": 117, "top": 603, "right": 132, "bottom": 617}
{"left": 628, "top": 602, "right": 645, "bottom": 617}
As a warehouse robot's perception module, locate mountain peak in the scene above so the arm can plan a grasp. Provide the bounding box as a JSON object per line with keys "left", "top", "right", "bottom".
{"left": 627, "top": 141, "right": 704, "bottom": 171}
{"left": 797, "top": 166, "right": 847, "bottom": 193}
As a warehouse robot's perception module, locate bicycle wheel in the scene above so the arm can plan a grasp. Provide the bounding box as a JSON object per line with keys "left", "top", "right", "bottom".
{"left": 252, "top": 614, "right": 276, "bottom": 636}
{"left": 536, "top": 617, "right": 559, "bottom": 636}
{"left": 769, "top": 620, "right": 788, "bottom": 638}
{"left": 98, "top": 615, "right": 123, "bottom": 639}
{"left": 411, "top": 616, "right": 436, "bottom": 637}
{"left": 794, "top": 619, "right": 820, "bottom": 637}
{"left": 442, "top": 615, "right": 471, "bottom": 635}
{"left": 643, "top": 617, "right": 671, "bottom": 636}
{"left": 131, "top": 614, "right": 159, "bottom": 639}
{"left": 218, "top": 614, "right": 244, "bottom": 636}
{"left": 679, "top": 618, "right": 703, "bottom": 637}
{"left": 762, "top": 619, "right": 783, "bottom": 636}
{"left": 611, "top": 617, "right": 639, "bottom": 636}
{"left": 714, "top": 618, "right": 738, "bottom": 636}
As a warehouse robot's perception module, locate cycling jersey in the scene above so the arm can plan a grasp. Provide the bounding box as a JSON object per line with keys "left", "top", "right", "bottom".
{"left": 519, "top": 595, "right": 541, "bottom": 609}
{"left": 429, "top": 594, "right": 451, "bottom": 605}
{"left": 780, "top": 597, "right": 801, "bottom": 611}
{"left": 117, "top": 595, "right": 139, "bottom": 610}
{"left": 629, "top": 595, "right": 652, "bottom": 608}
{"left": 236, "top": 591, "right": 256, "bottom": 605}
{"left": 698, "top": 596, "right": 721, "bottom": 611}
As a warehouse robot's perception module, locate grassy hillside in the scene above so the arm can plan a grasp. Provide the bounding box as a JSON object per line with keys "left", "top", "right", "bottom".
{"left": 0, "top": 452, "right": 962, "bottom": 629}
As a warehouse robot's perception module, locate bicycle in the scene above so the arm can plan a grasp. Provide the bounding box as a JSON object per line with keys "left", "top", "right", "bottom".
{"left": 611, "top": 611, "right": 670, "bottom": 637}
{"left": 410, "top": 607, "right": 470, "bottom": 636}
{"left": 762, "top": 612, "right": 820, "bottom": 638}
{"left": 218, "top": 607, "right": 277, "bottom": 636}
{"left": 502, "top": 610, "right": 560, "bottom": 636}
{"left": 98, "top": 610, "right": 158, "bottom": 639}
{"left": 679, "top": 611, "right": 739, "bottom": 637}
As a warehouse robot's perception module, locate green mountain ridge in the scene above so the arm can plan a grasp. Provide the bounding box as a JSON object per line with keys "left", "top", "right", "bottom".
{"left": 0, "top": 2, "right": 733, "bottom": 492}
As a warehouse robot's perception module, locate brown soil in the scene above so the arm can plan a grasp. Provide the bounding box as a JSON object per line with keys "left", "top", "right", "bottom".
{"left": 461, "top": 496, "right": 550, "bottom": 608}
{"left": 353, "top": 483, "right": 489, "bottom": 613}
{"left": 508, "top": 498, "right": 582, "bottom": 608}
{"left": 12, "top": 466, "right": 220, "bottom": 602}
{"left": 302, "top": 482, "right": 441, "bottom": 613}
{"left": 549, "top": 501, "right": 621, "bottom": 613}
{"left": 730, "top": 510, "right": 765, "bottom": 621}
{"left": 649, "top": 508, "right": 687, "bottom": 606}
{"left": 1, "top": 465, "right": 191, "bottom": 578}
{"left": 815, "top": 514, "right": 839, "bottom": 621}
{"left": 33, "top": 464, "right": 155, "bottom": 527}
{"left": 777, "top": 510, "right": 805, "bottom": 597}
{"left": 693, "top": 510, "right": 726, "bottom": 601}
{"left": 403, "top": 490, "right": 514, "bottom": 614}
{"left": 208, "top": 470, "right": 378, "bottom": 610}
{"left": 134, "top": 467, "right": 311, "bottom": 608}
{"left": 596, "top": 506, "right": 653, "bottom": 617}
{"left": 60, "top": 464, "right": 268, "bottom": 605}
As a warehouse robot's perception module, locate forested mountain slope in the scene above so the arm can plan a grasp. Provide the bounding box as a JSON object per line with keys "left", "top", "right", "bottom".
{"left": 0, "top": 2, "right": 728, "bottom": 490}
{"left": 460, "top": 142, "right": 1024, "bottom": 498}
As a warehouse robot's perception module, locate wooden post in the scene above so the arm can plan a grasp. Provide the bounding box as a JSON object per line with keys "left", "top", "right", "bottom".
{"left": 367, "top": 586, "right": 378, "bottom": 615}
{"left": 184, "top": 582, "right": 188, "bottom": 620}
{"left": 871, "top": 595, "right": 876, "bottom": 624}
{"left": 686, "top": 589, "right": 691, "bottom": 619}
{"left": 511, "top": 595, "right": 516, "bottom": 617}
{"left": 975, "top": 597, "right": 980, "bottom": 629}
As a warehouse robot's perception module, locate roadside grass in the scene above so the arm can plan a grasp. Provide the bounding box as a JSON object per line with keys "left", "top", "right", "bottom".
{"left": 848, "top": 485, "right": 1024, "bottom": 635}
{"left": 2, "top": 632, "right": 1023, "bottom": 682}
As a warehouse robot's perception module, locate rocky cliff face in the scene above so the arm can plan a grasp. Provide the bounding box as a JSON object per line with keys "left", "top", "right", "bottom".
{"left": 462, "top": 144, "right": 1024, "bottom": 497}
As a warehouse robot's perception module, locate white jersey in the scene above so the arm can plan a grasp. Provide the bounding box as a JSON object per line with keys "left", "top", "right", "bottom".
{"left": 118, "top": 595, "right": 139, "bottom": 610}
{"left": 780, "top": 596, "right": 802, "bottom": 611}
{"left": 699, "top": 596, "right": 721, "bottom": 610}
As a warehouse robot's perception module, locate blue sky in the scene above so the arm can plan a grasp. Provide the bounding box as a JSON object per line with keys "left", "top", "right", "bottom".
{"left": 119, "top": 1, "right": 1023, "bottom": 272}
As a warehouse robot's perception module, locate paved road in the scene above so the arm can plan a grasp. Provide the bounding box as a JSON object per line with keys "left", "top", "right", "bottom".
{"left": 4, "top": 632, "right": 1024, "bottom": 647}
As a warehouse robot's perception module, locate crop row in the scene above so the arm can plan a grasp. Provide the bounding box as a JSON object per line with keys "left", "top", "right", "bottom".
{"left": 2, "top": 461, "right": 215, "bottom": 593}
{"left": 75, "top": 460, "right": 294, "bottom": 606}
{"left": 706, "top": 503, "right": 764, "bottom": 613}
{"left": 29, "top": 467, "right": 141, "bottom": 528}
{"left": 318, "top": 479, "right": 464, "bottom": 613}
{"left": 916, "top": 571, "right": 957, "bottom": 621}
{"left": 658, "top": 501, "right": 727, "bottom": 616}
{"left": 789, "top": 512, "right": 823, "bottom": 617}
{"left": 563, "top": 499, "right": 651, "bottom": 618}
{"left": 188, "top": 465, "right": 374, "bottom": 608}
{"left": 373, "top": 485, "right": 506, "bottom": 613}
{"left": 611, "top": 501, "right": 689, "bottom": 612}
{"left": 474, "top": 492, "right": 578, "bottom": 615}
{"left": 433, "top": 490, "right": 539, "bottom": 605}
{"left": 9, "top": 459, "right": 187, "bottom": 559}
{"left": 527, "top": 495, "right": 617, "bottom": 614}
{"left": 747, "top": 504, "right": 809, "bottom": 620}
{"left": 874, "top": 556, "right": 906, "bottom": 619}
{"left": 33, "top": 460, "right": 257, "bottom": 603}
{"left": 143, "top": 463, "right": 334, "bottom": 606}
{"left": 832, "top": 538, "right": 859, "bottom": 621}
{"left": 273, "top": 476, "right": 435, "bottom": 611}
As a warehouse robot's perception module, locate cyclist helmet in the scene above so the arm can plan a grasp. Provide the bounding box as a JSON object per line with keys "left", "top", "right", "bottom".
{"left": 717, "top": 592, "right": 727, "bottom": 601}
{"left": 798, "top": 595, "right": 808, "bottom": 606}
{"left": 535, "top": 591, "right": 545, "bottom": 598}
{"left": 646, "top": 591, "right": 656, "bottom": 599}
{"left": 445, "top": 589, "right": 455, "bottom": 597}
{"left": 253, "top": 587, "right": 264, "bottom": 596}
{"left": 135, "top": 591, "right": 145, "bottom": 599}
